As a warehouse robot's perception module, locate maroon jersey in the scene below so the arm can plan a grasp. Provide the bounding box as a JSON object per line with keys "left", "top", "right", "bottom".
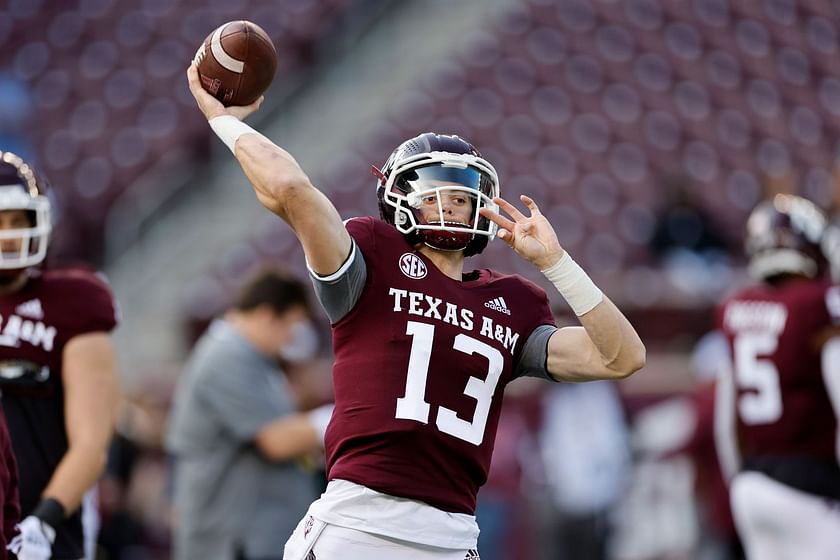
{"left": 0, "top": 402, "right": 19, "bottom": 559}
{"left": 0, "top": 268, "right": 117, "bottom": 559}
{"left": 324, "top": 217, "right": 555, "bottom": 514}
{"left": 717, "top": 278, "right": 840, "bottom": 463}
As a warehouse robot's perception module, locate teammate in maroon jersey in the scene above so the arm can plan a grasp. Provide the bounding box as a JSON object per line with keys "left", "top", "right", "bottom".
{"left": 0, "top": 152, "right": 120, "bottom": 560}
{"left": 187, "top": 66, "right": 645, "bottom": 560}
{"left": 715, "top": 194, "right": 840, "bottom": 560}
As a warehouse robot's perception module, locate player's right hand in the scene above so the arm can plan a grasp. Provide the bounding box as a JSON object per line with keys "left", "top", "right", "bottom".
{"left": 7, "top": 515, "right": 54, "bottom": 560}
{"left": 186, "top": 64, "right": 264, "bottom": 122}
{"left": 479, "top": 194, "right": 565, "bottom": 271}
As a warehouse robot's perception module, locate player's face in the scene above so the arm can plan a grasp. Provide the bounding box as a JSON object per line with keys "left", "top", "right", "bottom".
{"left": 416, "top": 187, "right": 474, "bottom": 226}
{"left": 0, "top": 210, "right": 29, "bottom": 254}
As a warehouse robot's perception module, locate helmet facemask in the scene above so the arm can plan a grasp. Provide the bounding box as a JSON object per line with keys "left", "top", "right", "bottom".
{"left": 381, "top": 152, "right": 500, "bottom": 254}
{"left": 0, "top": 187, "right": 51, "bottom": 270}
{"left": 0, "top": 152, "right": 52, "bottom": 273}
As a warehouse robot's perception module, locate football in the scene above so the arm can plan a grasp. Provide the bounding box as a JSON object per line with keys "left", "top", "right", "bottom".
{"left": 193, "top": 20, "right": 278, "bottom": 107}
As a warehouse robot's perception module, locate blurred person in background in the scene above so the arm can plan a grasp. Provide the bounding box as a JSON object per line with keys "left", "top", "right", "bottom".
{"left": 0, "top": 151, "right": 120, "bottom": 560}
{"left": 678, "top": 331, "right": 744, "bottom": 560}
{"left": 97, "top": 374, "right": 177, "bottom": 559}
{"left": 165, "top": 268, "right": 332, "bottom": 560}
{"left": 473, "top": 381, "right": 543, "bottom": 560}
{"left": 714, "top": 194, "right": 840, "bottom": 560}
{"left": 186, "top": 63, "right": 645, "bottom": 560}
{"left": 537, "top": 379, "right": 630, "bottom": 560}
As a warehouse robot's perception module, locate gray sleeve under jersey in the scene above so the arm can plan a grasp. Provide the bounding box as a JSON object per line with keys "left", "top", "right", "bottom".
{"left": 514, "top": 324, "right": 558, "bottom": 381}
{"left": 309, "top": 240, "right": 367, "bottom": 324}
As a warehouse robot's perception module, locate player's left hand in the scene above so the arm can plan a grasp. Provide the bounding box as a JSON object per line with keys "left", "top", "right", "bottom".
{"left": 186, "top": 64, "right": 263, "bottom": 122}
{"left": 479, "top": 195, "right": 564, "bottom": 270}
{"left": 7, "top": 515, "right": 54, "bottom": 560}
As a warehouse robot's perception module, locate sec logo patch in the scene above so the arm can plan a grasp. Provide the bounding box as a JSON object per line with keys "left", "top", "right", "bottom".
{"left": 399, "top": 253, "right": 427, "bottom": 279}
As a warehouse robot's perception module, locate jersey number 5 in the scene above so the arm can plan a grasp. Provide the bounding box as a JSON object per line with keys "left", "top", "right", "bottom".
{"left": 395, "top": 320, "right": 503, "bottom": 445}
{"left": 733, "top": 332, "right": 783, "bottom": 425}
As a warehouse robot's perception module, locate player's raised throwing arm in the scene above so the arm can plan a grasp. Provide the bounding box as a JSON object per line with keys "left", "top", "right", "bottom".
{"left": 186, "top": 65, "right": 351, "bottom": 276}
{"left": 480, "top": 195, "right": 646, "bottom": 381}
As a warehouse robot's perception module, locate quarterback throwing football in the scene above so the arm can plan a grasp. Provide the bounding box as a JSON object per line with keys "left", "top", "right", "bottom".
{"left": 187, "top": 64, "right": 645, "bottom": 560}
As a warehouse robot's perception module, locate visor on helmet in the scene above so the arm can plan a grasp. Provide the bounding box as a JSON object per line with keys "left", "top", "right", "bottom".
{"left": 399, "top": 165, "right": 485, "bottom": 193}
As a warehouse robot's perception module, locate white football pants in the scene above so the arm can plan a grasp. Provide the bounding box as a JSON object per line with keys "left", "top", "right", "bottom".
{"left": 730, "top": 471, "right": 840, "bottom": 560}
{"left": 284, "top": 516, "right": 479, "bottom": 560}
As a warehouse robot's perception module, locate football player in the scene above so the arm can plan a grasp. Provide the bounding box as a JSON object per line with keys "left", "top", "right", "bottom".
{"left": 714, "top": 194, "right": 840, "bottom": 560}
{"left": 187, "top": 65, "right": 645, "bottom": 560}
{"left": 0, "top": 152, "right": 119, "bottom": 560}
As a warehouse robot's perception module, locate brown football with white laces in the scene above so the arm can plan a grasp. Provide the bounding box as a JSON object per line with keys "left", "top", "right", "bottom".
{"left": 193, "top": 20, "right": 277, "bottom": 107}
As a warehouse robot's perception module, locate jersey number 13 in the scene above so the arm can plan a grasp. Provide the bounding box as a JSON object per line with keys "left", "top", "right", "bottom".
{"left": 395, "top": 320, "right": 503, "bottom": 445}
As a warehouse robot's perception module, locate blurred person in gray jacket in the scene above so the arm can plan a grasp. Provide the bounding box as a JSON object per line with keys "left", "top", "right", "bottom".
{"left": 166, "top": 269, "right": 332, "bottom": 560}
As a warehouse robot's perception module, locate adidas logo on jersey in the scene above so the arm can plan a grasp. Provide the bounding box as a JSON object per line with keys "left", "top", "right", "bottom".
{"left": 484, "top": 297, "right": 510, "bottom": 315}
{"left": 15, "top": 299, "right": 43, "bottom": 320}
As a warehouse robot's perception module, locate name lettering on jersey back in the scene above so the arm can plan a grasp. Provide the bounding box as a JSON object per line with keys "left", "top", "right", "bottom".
{"left": 389, "top": 288, "right": 520, "bottom": 353}
{"left": 0, "top": 314, "right": 57, "bottom": 351}
{"left": 724, "top": 301, "right": 788, "bottom": 333}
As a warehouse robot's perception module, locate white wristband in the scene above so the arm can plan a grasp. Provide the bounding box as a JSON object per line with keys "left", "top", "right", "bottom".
{"left": 542, "top": 251, "right": 604, "bottom": 316}
{"left": 208, "top": 115, "right": 257, "bottom": 154}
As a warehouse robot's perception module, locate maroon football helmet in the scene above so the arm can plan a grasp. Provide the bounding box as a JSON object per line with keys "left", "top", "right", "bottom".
{"left": 0, "top": 151, "right": 52, "bottom": 272}
{"left": 745, "top": 194, "right": 829, "bottom": 281}
{"left": 374, "top": 132, "right": 500, "bottom": 257}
